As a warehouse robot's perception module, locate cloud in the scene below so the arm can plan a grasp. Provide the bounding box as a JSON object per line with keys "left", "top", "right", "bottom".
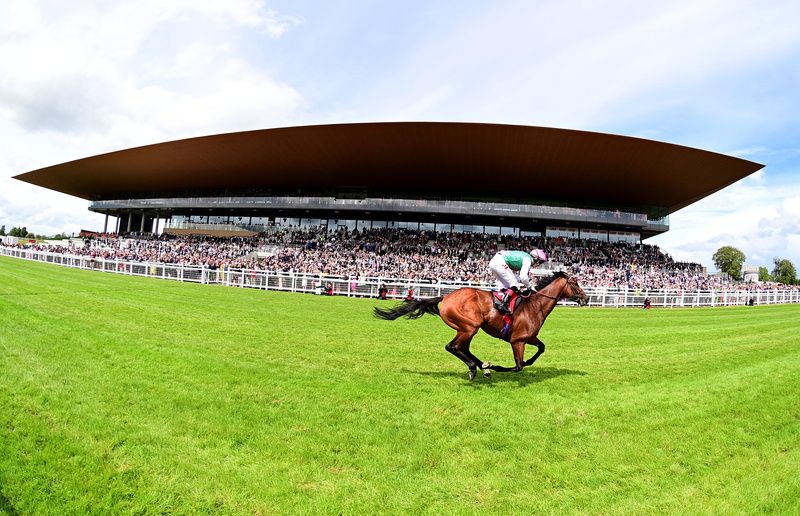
{"left": 0, "top": 0, "right": 304, "bottom": 144}
{"left": 338, "top": 0, "right": 800, "bottom": 148}
{"left": 0, "top": 0, "right": 306, "bottom": 234}
{"left": 648, "top": 173, "right": 800, "bottom": 271}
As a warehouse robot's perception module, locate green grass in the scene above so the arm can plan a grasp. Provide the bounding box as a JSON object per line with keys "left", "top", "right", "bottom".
{"left": 1, "top": 255, "right": 799, "bottom": 514}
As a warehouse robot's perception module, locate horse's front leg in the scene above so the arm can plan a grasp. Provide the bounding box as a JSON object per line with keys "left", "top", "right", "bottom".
{"left": 487, "top": 341, "right": 526, "bottom": 373}
{"left": 523, "top": 336, "right": 545, "bottom": 367}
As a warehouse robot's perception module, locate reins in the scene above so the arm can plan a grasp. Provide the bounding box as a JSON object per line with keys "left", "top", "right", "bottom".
{"left": 535, "top": 277, "right": 574, "bottom": 302}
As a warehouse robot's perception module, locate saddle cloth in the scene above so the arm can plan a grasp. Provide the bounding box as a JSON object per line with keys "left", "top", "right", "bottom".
{"left": 492, "top": 289, "right": 524, "bottom": 314}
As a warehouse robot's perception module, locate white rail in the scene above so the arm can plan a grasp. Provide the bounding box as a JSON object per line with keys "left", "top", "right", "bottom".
{"left": 2, "top": 246, "right": 798, "bottom": 307}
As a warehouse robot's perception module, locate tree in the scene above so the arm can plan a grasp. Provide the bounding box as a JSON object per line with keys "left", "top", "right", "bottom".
{"left": 712, "top": 246, "right": 745, "bottom": 281}
{"left": 758, "top": 266, "right": 772, "bottom": 282}
{"left": 0, "top": 225, "right": 5, "bottom": 236}
{"left": 772, "top": 258, "right": 797, "bottom": 285}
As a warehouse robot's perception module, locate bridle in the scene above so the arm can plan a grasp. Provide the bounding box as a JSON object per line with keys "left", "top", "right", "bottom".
{"left": 536, "top": 276, "right": 583, "bottom": 303}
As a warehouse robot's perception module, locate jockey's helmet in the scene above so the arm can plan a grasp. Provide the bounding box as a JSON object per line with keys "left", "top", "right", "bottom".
{"left": 530, "top": 249, "right": 548, "bottom": 261}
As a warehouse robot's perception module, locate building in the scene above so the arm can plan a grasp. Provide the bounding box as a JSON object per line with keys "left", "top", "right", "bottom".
{"left": 14, "top": 122, "right": 763, "bottom": 242}
{"left": 742, "top": 264, "right": 760, "bottom": 283}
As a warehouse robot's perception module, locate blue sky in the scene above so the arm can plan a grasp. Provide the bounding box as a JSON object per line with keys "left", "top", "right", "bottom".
{"left": 1, "top": 0, "right": 798, "bottom": 271}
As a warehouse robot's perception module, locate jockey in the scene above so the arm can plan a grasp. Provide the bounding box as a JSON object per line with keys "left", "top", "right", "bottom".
{"left": 489, "top": 248, "right": 547, "bottom": 313}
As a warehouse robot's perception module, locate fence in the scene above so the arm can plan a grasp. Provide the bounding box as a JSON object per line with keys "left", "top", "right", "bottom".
{"left": 2, "top": 246, "right": 799, "bottom": 308}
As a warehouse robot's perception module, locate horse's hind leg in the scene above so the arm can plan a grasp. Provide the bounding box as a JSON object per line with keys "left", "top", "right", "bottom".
{"left": 445, "top": 332, "right": 481, "bottom": 380}
{"left": 523, "top": 336, "right": 545, "bottom": 367}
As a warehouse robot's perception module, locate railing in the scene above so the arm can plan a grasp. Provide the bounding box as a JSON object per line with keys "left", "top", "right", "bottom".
{"left": 2, "top": 246, "right": 798, "bottom": 307}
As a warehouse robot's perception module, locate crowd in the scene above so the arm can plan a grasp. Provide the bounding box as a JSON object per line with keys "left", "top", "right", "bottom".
{"left": 3, "top": 227, "right": 776, "bottom": 290}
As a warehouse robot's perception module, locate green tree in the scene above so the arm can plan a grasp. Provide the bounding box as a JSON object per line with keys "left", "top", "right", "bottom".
{"left": 0, "top": 225, "right": 5, "bottom": 236}
{"left": 712, "top": 246, "right": 746, "bottom": 281}
{"left": 772, "top": 258, "right": 797, "bottom": 285}
{"left": 758, "top": 266, "right": 772, "bottom": 282}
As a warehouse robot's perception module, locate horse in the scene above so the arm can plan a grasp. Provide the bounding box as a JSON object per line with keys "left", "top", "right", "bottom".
{"left": 374, "top": 271, "right": 588, "bottom": 380}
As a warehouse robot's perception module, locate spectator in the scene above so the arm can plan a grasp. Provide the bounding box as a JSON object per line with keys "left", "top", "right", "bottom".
{"left": 6, "top": 227, "right": 795, "bottom": 293}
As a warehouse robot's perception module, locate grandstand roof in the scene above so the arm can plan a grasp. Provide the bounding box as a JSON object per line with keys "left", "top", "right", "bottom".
{"left": 14, "top": 122, "right": 763, "bottom": 213}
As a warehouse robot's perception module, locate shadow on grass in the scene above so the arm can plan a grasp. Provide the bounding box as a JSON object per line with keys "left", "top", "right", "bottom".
{"left": 0, "top": 486, "right": 20, "bottom": 516}
{"left": 406, "top": 366, "right": 588, "bottom": 387}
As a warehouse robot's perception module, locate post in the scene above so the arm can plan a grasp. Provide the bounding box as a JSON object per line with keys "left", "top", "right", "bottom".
{"left": 103, "top": 214, "right": 109, "bottom": 233}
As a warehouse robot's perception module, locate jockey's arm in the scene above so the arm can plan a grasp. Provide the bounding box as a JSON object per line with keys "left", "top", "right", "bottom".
{"left": 518, "top": 257, "right": 532, "bottom": 287}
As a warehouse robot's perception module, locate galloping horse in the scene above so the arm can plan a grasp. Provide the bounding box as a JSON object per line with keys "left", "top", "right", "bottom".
{"left": 374, "top": 271, "right": 588, "bottom": 380}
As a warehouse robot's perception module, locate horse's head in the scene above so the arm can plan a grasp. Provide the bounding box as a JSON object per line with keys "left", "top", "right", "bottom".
{"left": 562, "top": 275, "right": 588, "bottom": 306}
{"left": 536, "top": 272, "right": 589, "bottom": 306}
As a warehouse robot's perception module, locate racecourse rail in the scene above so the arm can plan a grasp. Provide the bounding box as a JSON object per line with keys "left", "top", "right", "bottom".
{"left": 3, "top": 246, "right": 798, "bottom": 308}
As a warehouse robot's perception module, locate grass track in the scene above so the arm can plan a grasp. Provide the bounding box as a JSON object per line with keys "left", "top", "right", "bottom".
{"left": 1, "top": 256, "right": 799, "bottom": 514}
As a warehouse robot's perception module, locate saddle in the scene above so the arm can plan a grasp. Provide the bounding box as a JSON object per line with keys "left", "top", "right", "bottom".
{"left": 491, "top": 289, "right": 525, "bottom": 315}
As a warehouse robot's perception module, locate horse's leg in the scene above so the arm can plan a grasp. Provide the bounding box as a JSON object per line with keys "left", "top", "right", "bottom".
{"left": 445, "top": 333, "right": 481, "bottom": 380}
{"left": 461, "top": 344, "right": 493, "bottom": 379}
{"left": 487, "top": 341, "right": 526, "bottom": 373}
{"left": 523, "top": 336, "right": 545, "bottom": 367}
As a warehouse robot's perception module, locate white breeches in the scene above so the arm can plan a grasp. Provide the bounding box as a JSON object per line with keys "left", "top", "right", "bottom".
{"left": 489, "top": 253, "right": 523, "bottom": 290}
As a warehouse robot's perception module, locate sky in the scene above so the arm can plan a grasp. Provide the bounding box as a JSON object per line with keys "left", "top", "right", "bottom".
{"left": 1, "top": 0, "right": 798, "bottom": 271}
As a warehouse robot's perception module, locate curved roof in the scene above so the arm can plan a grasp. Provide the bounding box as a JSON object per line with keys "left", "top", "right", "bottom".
{"left": 14, "top": 122, "right": 763, "bottom": 214}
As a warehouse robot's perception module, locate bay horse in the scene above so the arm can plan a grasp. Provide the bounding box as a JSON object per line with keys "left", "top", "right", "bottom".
{"left": 374, "top": 271, "right": 588, "bottom": 380}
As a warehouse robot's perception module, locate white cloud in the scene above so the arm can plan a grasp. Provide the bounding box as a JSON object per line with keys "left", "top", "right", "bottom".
{"left": 0, "top": 0, "right": 305, "bottom": 234}
{"left": 0, "top": 0, "right": 304, "bottom": 144}
{"left": 648, "top": 173, "right": 800, "bottom": 271}
{"left": 348, "top": 0, "right": 800, "bottom": 136}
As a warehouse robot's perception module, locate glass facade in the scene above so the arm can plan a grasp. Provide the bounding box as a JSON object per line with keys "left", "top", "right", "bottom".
{"left": 580, "top": 228, "right": 609, "bottom": 241}
{"left": 99, "top": 195, "right": 664, "bottom": 242}
{"left": 546, "top": 226, "right": 579, "bottom": 239}
{"left": 609, "top": 231, "right": 640, "bottom": 243}
{"left": 163, "top": 215, "right": 645, "bottom": 243}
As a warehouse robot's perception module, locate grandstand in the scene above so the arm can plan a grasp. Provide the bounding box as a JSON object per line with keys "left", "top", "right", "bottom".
{"left": 9, "top": 121, "right": 782, "bottom": 295}
{"left": 14, "top": 122, "right": 762, "bottom": 243}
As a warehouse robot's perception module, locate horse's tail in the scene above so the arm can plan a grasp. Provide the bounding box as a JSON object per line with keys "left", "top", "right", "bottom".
{"left": 373, "top": 296, "right": 443, "bottom": 320}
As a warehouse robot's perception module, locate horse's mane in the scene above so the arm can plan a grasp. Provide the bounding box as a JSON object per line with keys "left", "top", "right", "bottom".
{"left": 534, "top": 271, "right": 568, "bottom": 291}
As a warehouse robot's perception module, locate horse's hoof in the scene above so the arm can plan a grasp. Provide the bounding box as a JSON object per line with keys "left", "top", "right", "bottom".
{"left": 468, "top": 369, "right": 477, "bottom": 381}
{"left": 482, "top": 369, "right": 492, "bottom": 378}
{"left": 482, "top": 362, "right": 493, "bottom": 369}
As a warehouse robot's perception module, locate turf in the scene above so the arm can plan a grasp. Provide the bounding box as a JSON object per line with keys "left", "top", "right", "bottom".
{"left": 1, "top": 255, "right": 799, "bottom": 514}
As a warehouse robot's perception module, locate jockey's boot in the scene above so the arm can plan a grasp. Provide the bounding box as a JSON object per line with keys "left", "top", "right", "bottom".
{"left": 499, "top": 287, "right": 518, "bottom": 314}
